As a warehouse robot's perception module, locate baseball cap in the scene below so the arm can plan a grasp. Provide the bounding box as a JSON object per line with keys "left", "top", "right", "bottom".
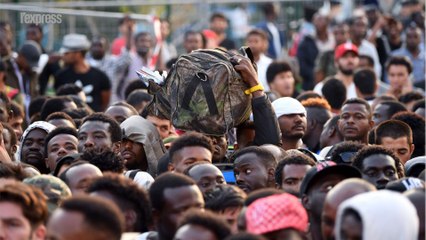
{"left": 405, "top": 156, "right": 425, "bottom": 177}
{"left": 23, "top": 175, "right": 71, "bottom": 213}
{"left": 60, "top": 33, "right": 90, "bottom": 54}
{"left": 386, "top": 177, "right": 425, "bottom": 192}
{"left": 271, "top": 97, "right": 306, "bottom": 119}
{"left": 335, "top": 43, "right": 359, "bottom": 60}
{"left": 19, "top": 40, "right": 41, "bottom": 69}
{"left": 300, "top": 161, "right": 361, "bottom": 195}
{"left": 246, "top": 193, "right": 308, "bottom": 234}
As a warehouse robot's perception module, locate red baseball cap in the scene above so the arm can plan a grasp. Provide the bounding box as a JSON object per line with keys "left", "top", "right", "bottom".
{"left": 246, "top": 193, "right": 308, "bottom": 234}
{"left": 335, "top": 43, "right": 359, "bottom": 59}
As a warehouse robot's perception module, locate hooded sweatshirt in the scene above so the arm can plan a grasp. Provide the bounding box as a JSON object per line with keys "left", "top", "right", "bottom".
{"left": 120, "top": 115, "right": 166, "bottom": 177}
{"left": 335, "top": 190, "right": 419, "bottom": 240}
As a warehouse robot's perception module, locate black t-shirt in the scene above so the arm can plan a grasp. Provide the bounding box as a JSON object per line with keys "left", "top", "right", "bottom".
{"left": 54, "top": 66, "right": 111, "bottom": 111}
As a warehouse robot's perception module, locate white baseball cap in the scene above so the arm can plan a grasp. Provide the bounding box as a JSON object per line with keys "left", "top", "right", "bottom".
{"left": 272, "top": 97, "right": 306, "bottom": 119}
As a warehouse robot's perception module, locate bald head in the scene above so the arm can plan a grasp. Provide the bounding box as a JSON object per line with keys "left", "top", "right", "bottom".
{"left": 321, "top": 178, "right": 376, "bottom": 240}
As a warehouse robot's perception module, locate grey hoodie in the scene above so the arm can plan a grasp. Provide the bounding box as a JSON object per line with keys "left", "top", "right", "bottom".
{"left": 120, "top": 115, "right": 166, "bottom": 177}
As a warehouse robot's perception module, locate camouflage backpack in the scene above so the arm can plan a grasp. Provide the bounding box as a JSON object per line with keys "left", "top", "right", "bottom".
{"left": 148, "top": 48, "right": 254, "bottom": 136}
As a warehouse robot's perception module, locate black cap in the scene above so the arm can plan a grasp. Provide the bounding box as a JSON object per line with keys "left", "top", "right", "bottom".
{"left": 300, "top": 161, "right": 362, "bottom": 195}
{"left": 405, "top": 156, "right": 426, "bottom": 177}
{"left": 19, "top": 40, "right": 41, "bottom": 69}
{"left": 386, "top": 177, "right": 425, "bottom": 192}
{"left": 53, "top": 153, "right": 82, "bottom": 177}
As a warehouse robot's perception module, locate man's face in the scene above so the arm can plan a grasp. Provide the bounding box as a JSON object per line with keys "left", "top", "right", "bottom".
{"left": 184, "top": 33, "right": 203, "bottom": 53}
{"left": 2, "top": 128, "right": 15, "bottom": 157}
{"left": 46, "top": 134, "right": 79, "bottom": 172}
{"left": 120, "top": 138, "right": 146, "bottom": 170}
{"left": 26, "top": 27, "right": 42, "bottom": 43}
{"left": 406, "top": 28, "right": 421, "bottom": 51}
{"left": 78, "top": 121, "right": 113, "bottom": 152}
{"left": 339, "top": 210, "right": 362, "bottom": 240}
{"left": 372, "top": 103, "right": 391, "bottom": 126}
{"left": 338, "top": 103, "right": 372, "bottom": 142}
{"left": 0, "top": 31, "right": 11, "bottom": 57}
{"left": 135, "top": 34, "right": 152, "bottom": 57}
{"left": 47, "top": 208, "right": 107, "bottom": 240}
{"left": 278, "top": 113, "right": 307, "bottom": 140}
{"left": 209, "top": 136, "right": 227, "bottom": 163}
{"left": 336, "top": 52, "right": 359, "bottom": 75}
{"left": 351, "top": 18, "right": 368, "bottom": 40}
{"left": 270, "top": 71, "right": 295, "bottom": 97}
{"left": 0, "top": 201, "right": 37, "bottom": 240}
{"left": 21, "top": 129, "right": 48, "bottom": 172}
{"left": 66, "top": 163, "right": 103, "bottom": 195}
{"left": 188, "top": 164, "right": 226, "bottom": 194}
{"left": 210, "top": 17, "right": 228, "bottom": 34}
{"left": 388, "top": 65, "right": 410, "bottom": 90}
{"left": 379, "top": 136, "right": 413, "bottom": 164}
{"left": 9, "top": 116, "right": 23, "bottom": 141}
{"left": 246, "top": 34, "right": 267, "bottom": 56}
{"left": 234, "top": 153, "right": 271, "bottom": 193}
{"left": 304, "top": 174, "right": 347, "bottom": 220}
{"left": 171, "top": 146, "right": 212, "bottom": 173}
{"left": 333, "top": 25, "right": 349, "bottom": 46}
{"left": 90, "top": 40, "right": 106, "bottom": 60}
{"left": 361, "top": 153, "right": 398, "bottom": 189}
{"left": 280, "top": 164, "right": 312, "bottom": 196}
{"left": 146, "top": 115, "right": 171, "bottom": 140}
{"left": 322, "top": 197, "right": 337, "bottom": 240}
{"left": 104, "top": 106, "right": 136, "bottom": 124}
{"left": 159, "top": 185, "right": 204, "bottom": 240}
{"left": 62, "top": 51, "right": 78, "bottom": 66}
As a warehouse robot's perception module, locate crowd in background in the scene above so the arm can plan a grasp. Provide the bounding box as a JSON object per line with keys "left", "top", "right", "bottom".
{"left": 0, "top": 0, "right": 425, "bottom": 240}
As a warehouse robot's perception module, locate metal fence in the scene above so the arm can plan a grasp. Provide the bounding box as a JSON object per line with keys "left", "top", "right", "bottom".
{"left": 1, "top": 0, "right": 366, "bottom": 53}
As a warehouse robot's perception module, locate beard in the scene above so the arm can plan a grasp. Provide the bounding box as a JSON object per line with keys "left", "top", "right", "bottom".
{"left": 338, "top": 64, "right": 355, "bottom": 76}
{"left": 137, "top": 47, "right": 150, "bottom": 57}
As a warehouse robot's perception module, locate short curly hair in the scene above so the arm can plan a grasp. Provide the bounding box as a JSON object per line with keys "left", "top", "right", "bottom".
{"left": 80, "top": 113, "right": 122, "bottom": 143}
{"left": 80, "top": 149, "right": 125, "bottom": 173}
{"left": 204, "top": 185, "right": 246, "bottom": 212}
{"left": 352, "top": 145, "right": 404, "bottom": 178}
{"left": 87, "top": 173, "right": 151, "bottom": 232}
{"left": 0, "top": 182, "right": 48, "bottom": 227}
{"left": 177, "top": 209, "right": 231, "bottom": 239}
{"left": 275, "top": 154, "right": 315, "bottom": 186}
{"left": 169, "top": 132, "right": 213, "bottom": 163}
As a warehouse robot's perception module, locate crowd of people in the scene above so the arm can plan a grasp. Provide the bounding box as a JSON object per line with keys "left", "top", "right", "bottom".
{"left": 0, "top": 1, "right": 425, "bottom": 240}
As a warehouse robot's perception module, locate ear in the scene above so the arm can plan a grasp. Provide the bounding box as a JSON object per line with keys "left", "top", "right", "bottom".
{"left": 301, "top": 194, "right": 311, "bottom": 210}
{"left": 11, "top": 144, "right": 17, "bottom": 154}
{"left": 368, "top": 119, "right": 375, "bottom": 129}
{"left": 167, "top": 162, "right": 175, "bottom": 172}
{"left": 32, "top": 224, "right": 46, "bottom": 240}
{"left": 44, "top": 157, "right": 49, "bottom": 169}
{"left": 124, "top": 210, "right": 137, "bottom": 231}
{"left": 409, "top": 143, "right": 415, "bottom": 157}
{"left": 327, "top": 126, "right": 336, "bottom": 137}
{"left": 112, "top": 141, "right": 121, "bottom": 153}
{"left": 308, "top": 119, "right": 317, "bottom": 131}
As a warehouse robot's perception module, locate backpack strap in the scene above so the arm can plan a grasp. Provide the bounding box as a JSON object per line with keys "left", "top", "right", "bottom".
{"left": 181, "top": 72, "right": 219, "bottom": 115}
{"left": 128, "top": 170, "right": 139, "bottom": 180}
